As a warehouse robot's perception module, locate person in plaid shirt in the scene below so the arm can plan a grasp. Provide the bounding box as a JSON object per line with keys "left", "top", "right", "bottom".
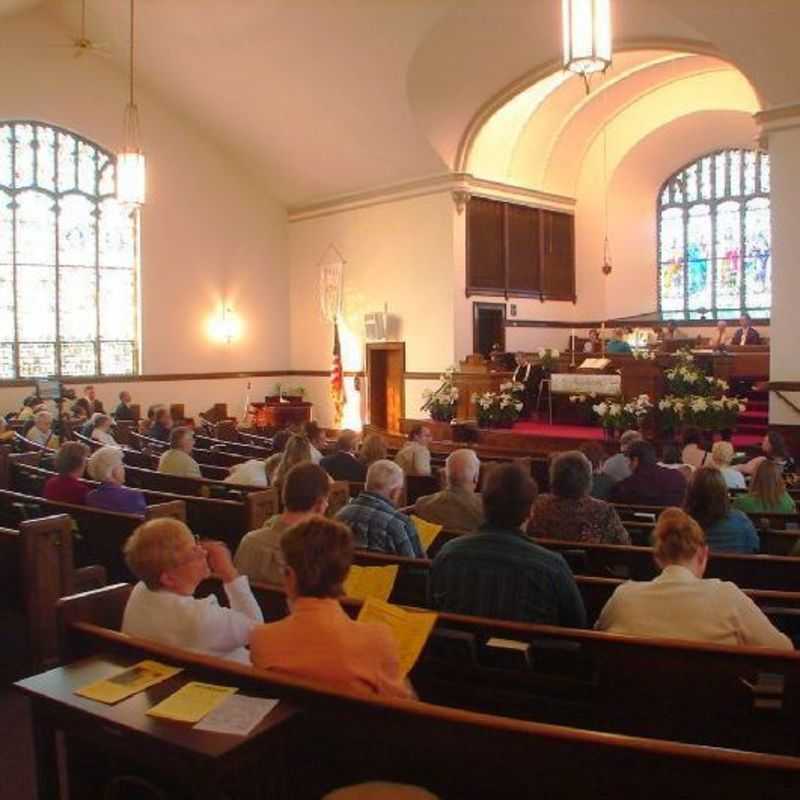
{"left": 336, "top": 460, "right": 424, "bottom": 558}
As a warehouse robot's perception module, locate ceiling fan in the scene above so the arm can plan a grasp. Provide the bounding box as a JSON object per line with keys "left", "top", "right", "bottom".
{"left": 1, "top": 0, "right": 112, "bottom": 59}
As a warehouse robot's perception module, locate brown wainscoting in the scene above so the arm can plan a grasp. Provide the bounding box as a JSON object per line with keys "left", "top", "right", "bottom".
{"left": 767, "top": 382, "right": 800, "bottom": 392}
{"left": 507, "top": 317, "right": 771, "bottom": 329}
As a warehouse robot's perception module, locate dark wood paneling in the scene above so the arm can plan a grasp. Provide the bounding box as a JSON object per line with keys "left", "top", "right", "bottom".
{"left": 506, "top": 203, "right": 541, "bottom": 296}
{"left": 541, "top": 209, "right": 576, "bottom": 301}
{"left": 466, "top": 197, "right": 505, "bottom": 295}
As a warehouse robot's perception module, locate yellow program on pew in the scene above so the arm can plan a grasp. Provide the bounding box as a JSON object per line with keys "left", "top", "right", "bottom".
{"left": 344, "top": 564, "right": 399, "bottom": 602}
{"left": 147, "top": 681, "right": 238, "bottom": 723}
{"left": 410, "top": 515, "right": 442, "bottom": 554}
{"left": 357, "top": 597, "right": 437, "bottom": 677}
{"left": 75, "top": 660, "right": 183, "bottom": 705}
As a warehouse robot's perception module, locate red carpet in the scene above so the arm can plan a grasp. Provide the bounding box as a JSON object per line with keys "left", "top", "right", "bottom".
{"left": 511, "top": 420, "right": 761, "bottom": 449}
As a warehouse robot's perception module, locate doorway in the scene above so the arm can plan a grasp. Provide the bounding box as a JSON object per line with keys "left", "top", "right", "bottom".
{"left": 366, "top": 342, "right": 406, "bottom": 432}
{"left": 473, "top": 302, "right": 506, "bottom": 356}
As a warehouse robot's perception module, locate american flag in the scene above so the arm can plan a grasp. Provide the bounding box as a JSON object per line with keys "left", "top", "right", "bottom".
{"left": 330, "top": 321, "right": 346, "bottom": 428}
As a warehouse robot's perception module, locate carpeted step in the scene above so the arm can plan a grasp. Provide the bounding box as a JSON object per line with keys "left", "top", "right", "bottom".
{"left": 739, "top": 410, "right": 768, "bottom": 421}
{"left": 734, "top": 423, "right": 769, "bottom": 435}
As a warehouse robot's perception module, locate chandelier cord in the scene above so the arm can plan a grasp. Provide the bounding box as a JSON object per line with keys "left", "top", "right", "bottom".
{"left": 128, "top": 0, "right": 135, "bottom": 108}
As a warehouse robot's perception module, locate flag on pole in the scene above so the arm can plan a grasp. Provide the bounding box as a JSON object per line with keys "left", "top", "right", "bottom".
{"left": 330, "top": 321, "right": 346, "bottom": 428}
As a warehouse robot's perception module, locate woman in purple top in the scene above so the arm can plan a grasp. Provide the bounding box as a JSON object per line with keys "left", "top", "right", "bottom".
{"left": 86, "top": 446, "right": 147, "bottom": 516}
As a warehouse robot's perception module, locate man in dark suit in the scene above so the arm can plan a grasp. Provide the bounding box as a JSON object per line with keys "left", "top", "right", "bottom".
{"left": 112, "top": 390, "right": 136, "bottom": 421}
{"left": 321, "top": 430, "right": 367, "bottom": 483}
{"left": 512, "top": 352, "right": 539, "bottom": 419}
{"left": 731, "top": 313, "right": 761, "bottom": 345}
{"left": 609, "top": 441, "right": 687, "bottom": 507}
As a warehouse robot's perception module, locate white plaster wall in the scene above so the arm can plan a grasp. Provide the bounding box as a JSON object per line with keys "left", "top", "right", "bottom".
{"left": 0, "top": 9, "right": 289, "bottom": 376}
{"left": 288, "top": 192, "right": 456, "bottom": 425}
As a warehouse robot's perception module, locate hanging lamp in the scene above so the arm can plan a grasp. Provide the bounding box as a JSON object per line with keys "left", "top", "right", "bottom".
{"left": 562, "top": 0, "right": 612, "bottom": 88}
{"left": 117, "top": 0, "right": 146, "bottom": 205}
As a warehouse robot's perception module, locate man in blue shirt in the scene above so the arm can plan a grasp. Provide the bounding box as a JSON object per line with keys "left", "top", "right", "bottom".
{"left": 336, "top": 459, "right": 424, "bottom": 558}
{"left": 429, "top": 464, "right": 586, "bottom": 628}
{"left": 605, "top": 327, "right": 632, "bottom": 354}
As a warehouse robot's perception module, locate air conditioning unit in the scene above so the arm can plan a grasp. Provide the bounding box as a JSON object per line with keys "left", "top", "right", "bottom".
{"left": 365, "top": 308, "right": 388, "bottom": 341}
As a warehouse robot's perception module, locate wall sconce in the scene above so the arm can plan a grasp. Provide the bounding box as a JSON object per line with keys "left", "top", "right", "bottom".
{"left": 209, "top": 305, "right": 242, "bottom": 345}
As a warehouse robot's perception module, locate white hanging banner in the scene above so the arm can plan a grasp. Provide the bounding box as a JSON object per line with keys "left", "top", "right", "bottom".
{"left": 318, "top": 243, "right": 345, "bottom": 323}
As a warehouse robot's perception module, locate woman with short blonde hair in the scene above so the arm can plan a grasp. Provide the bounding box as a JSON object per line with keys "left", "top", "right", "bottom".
{"left": 596, "top": 508, "right": 791, "bottom": 649}
{"left": 710, "top": 441, "right": 745, "bottom": 489}
{"left": 122, "top": 517, "right": 263, "bottom": 662}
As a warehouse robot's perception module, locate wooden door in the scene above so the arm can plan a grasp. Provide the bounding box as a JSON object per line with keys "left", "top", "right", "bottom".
{"left": 366, "top": 342, "right": 406, "bottom": 432}
{"left": 473, "top": 302, "right": 506, "bottom": 356}
{"left": 541, "top": 210, "right": 576, "bottom": 301}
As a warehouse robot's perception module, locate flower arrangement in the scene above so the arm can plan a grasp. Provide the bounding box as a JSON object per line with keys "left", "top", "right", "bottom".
{"left": 658, "top": 394, "right": 746, "bottom": 433}
{"left": 632, "top": 348, "right": 657, "bottom": 361}
{"left": 473, "top": 387, "right": 524, "bottom": 428}
{"left": 665, "top": 349, "right": 728, "bottom": 397}
{"left": 421, "top": 367, "right": 460, "bottom": 422}
{"left": 592, "top": 394, "right": 653, "bottom": 431}
{"left": 537, "top": 347, "right": 560, "bottom": 372}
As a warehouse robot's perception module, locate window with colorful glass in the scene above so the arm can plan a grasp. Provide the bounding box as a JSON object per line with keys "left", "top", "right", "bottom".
{"left": 657, "top": 148, "right": 771, "bottom": 320}
{"left": 0, "top": 121, "right": 138, "bottom": 379}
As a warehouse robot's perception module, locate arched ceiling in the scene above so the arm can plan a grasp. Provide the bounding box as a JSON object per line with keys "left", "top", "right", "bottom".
{"left": 0, "top": 0, "right": 796, "bottom": 205}
{"left": 463, "top": 48, "right": 759, "bottom": 199}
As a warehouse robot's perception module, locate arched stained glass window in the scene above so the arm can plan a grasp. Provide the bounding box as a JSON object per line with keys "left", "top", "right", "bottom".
{"left": 0, "top": 121, "right": 138, "bottom": 379}
{"left": 657, "top": 148, "right": 771, "bottom": 319}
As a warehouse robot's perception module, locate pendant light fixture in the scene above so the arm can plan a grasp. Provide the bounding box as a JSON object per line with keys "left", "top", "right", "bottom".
{"left": 562, "top": 0, "right": 612, "bottom": 91}
{"left": 117, "top": 0, "right": 146, "bottom": 205}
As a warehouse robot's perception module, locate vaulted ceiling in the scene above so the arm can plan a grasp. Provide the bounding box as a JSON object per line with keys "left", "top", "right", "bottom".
{"left": 0, "top": 0, "right": 797, "bottom": 206}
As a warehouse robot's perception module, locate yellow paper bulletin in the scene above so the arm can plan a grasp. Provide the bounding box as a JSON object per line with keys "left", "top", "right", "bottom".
{"left": 75, "top": 660, "right": 183, "bottom": 705}
{"left": 147, "top": 682, "right": 238, "bottom": 723}
{"left": 357, "top": 597, "right": 437, "bottom": 677}
{"left": 344, "top": 564, "right": 399, "bottom": 602}
{"left": 410, "top": 515, "right": 442, "bottom": 554}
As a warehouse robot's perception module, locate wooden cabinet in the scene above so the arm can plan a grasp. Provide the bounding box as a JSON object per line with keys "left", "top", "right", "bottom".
{"left": 466, "top": 197, "right": 575, "bottom": 301}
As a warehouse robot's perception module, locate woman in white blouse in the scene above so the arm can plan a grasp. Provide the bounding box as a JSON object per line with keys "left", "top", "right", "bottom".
{"left": 596, "top": 508, "right": 791, "bottom": 649}
{"left": 710, "top": 441, "right": 745, "bottom": 489}
{"left": 121, "top": 518, "right": 263, "bottom": 663}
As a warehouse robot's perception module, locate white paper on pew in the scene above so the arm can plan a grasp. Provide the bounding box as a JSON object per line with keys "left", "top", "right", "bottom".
{"left": 193, "top": 694, "right": 279, "bottom": 736}
{"left": 486, "top": 638, "right": 529, "bottom": 652}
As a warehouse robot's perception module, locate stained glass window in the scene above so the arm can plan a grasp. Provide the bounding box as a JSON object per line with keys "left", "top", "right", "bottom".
{"left": 0, "top": 121, "right": 138, "bottom": 378}
{"left": 658, "top": 148, "right": 771, "bottom": 318}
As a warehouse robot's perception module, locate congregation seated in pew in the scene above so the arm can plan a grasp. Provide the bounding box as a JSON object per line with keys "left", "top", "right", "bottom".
{"left": 249, "top": 515, "right": 412, "bottom": 698}
{"left": 581, "top": 441, "right": 616, "bottom": 500}
{"left": 394, "top": 424, "right": 432, "bottom": 477}
{"left": 89, "top": 413, "right": 117, "bottom": 446}
{"left": 336, "top": 460, "right": 424, "bottom": 558}
{"left": 272, "top": 434, "right": 313, "bottom": 493}
{"left": 736, "top": 430, "right": 796, "bottom": 478}
{"left": 305, "top": 420, "right": 326, "bottom": 464}
{"left": 429, "top": 463, "right": 586, "bottom": 628}
{"left": 681, "top": 427, "right": 711, "bottom": 470}
{"left": 596, "top": 508, "right": 791, "bottom": 650}
{"left": 527, "top": 450, "right": 630, "bottom": 545}
{"left": 710, "top": 441, "right": 745, "bottom": 489}
{"left": 225, "top": 457, "right": 269, "bottom": 487}
{"left": 685, "top": 466, "right": 759, "bottom": 554}
{"left": 112, "top": 389, "right": 136, "bottom": 421}
{"left": 321, "top": 430, "right": 367, "bottom": 483}
{"left": 86, "top": 446, "right": 147, "bottom": 516}
{"left": 414, "top": 448, "right": 483, "bottom": 532}
{"left": 158, "top": 426, "right": 202, "bottom": 479}
{"left": 235, "top": 463, "right": 331, "bottom": 585}
{"left": 657, "top": 443, "right": 694, "bottom": 483}
{"left": 610, "top": 441, "right": 687, "bottom": 507}
{"left": 26, "top": 410, "right": 59, "bottom": 448}
{"left": 358, "top": 432, "right": 388, "bottom": 469}
{"left": 733, "top": 459, "right": 797, "bottom": 515}
{"left": 43, "top": 441, "right": 90, "bottom": 505}
{"left": 148, "top": 405, "right": 174, "bottom": 442}
{"left": 599, "top": 429, "right": 641, "bottom": 486}
{"left": 122, "top": 517, "right": 263, "bottom": 663}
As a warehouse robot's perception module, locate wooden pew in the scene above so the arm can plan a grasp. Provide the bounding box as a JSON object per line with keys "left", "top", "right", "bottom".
{"left": 4, "top": 459, "right": 277, "bottom": 555}
{"left": 194, "top": 433, "right": 271, "bottom": 459}
{"left": 0, "top": 488, "right": 184, "bottom": 583}
{"left": 0, "top": 513, "right": 105, "bottom": 677}
{"left": 53, "top": 583, "right": 800, "bottom": 795}
{"left": 613, "top": 501, "right": 800, "bottom": 532}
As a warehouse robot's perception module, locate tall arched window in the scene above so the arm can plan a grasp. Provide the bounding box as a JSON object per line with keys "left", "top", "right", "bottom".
{"left": 0, "top": 121, "right": 138, "bottom": 379}
{"left": 657, "top": 148, "right": 771, "bottom": 319}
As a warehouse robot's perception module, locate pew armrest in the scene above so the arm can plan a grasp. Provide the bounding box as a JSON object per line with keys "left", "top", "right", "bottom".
{"left": 73, "top": 564, "right": 107, "bottom": 594}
